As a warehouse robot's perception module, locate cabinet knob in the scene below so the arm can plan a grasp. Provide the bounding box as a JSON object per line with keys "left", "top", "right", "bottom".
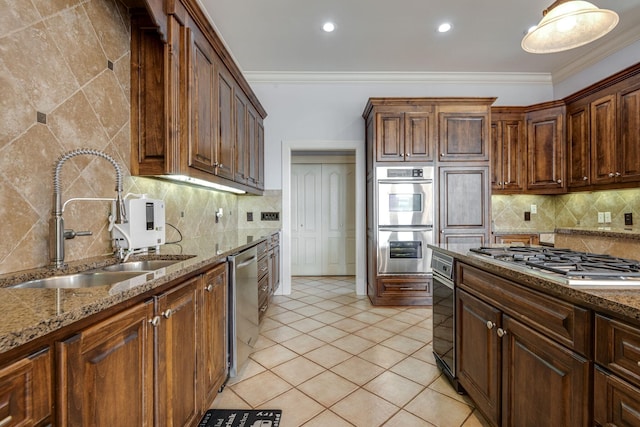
{"left": 608, "top": 172, "right": 615, "bottom": 177}
{"left": 205, "top": 284, "right": 213, "bottom": 292}
{"left": 149, "top": 316, "right": 160, "bottom": 327}
{"left": 440, "top": 153, "right": 445, "bottom": 157}
{"left": 583, "top": 176, "right": 588, "bottom": 181}
{"left": 556, "top": 179, "right": 562, "bottom": 184}
{"left": 219, "top": 163, "right": 224, "bottom": 169}
{"left": 162, "top": 309, "right": 173, "bottom": 319}
{"left": 406, "top": 153, "right": 411, "bottom": 157}
{"left": 615, "top": 172, "right": 621, "bottom": 176}
{"left": 486, "top": 321, "right": 495, "bottom": 330}
{"left": 497, "top": 328, "right": 508, "bottom": 338}
{"left": 399, "top": 153, "right": 404, "bottom": 157}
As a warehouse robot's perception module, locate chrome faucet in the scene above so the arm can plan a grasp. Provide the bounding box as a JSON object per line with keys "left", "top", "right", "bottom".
{"left": 50, "top": 149, "right": 128, "bottom": 269}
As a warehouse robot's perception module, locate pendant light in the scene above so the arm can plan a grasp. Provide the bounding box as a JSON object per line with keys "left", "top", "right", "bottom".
{"left": 522, "top": 0, "right": 619, "bottom": 54}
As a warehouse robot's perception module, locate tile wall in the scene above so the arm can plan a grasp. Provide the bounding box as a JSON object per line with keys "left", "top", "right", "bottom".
{"left": 0, "top": 0, "right": 272, "bottom": 275}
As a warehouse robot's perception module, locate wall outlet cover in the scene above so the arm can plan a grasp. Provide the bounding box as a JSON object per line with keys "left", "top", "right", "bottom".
{"left": 524, "top": 211, "right": 531, "bottom": 221}
{"left": 530, "top": 204, "right": 537, "bottom": 214}
{"left": 625, "top": 212, "right": 633, "bottom": 226}
{"left": 604, "top": 212, "right": 612, "bottom": 223}
{"left": 247, "top": 212, "right": 253, "bottom": 222}
{"left": 598, "top": 212, "right": 604, "bottom": 223}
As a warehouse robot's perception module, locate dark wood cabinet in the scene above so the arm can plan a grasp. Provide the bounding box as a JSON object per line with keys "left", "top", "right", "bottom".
{"left": 374, "top": 109, "right": 435, "bottom": 162}
{"left": 155, "top": 277, "right": 200, "bottom": 427}
{"left": 493, "top": 233, "right": 540, "bottom": 245}
{"left": 618, "top": 82, "right": 640, "bottom": 184}
{"left": 130, "top": 0, "right": 267, "bottom": 194}
{"left": 566, "top": 103, "right": 591, "bottom": 188}
{"left": 594, "top": 367, "right": 640, "bottom": 427}
{"left": 438, "top": 109, "right": 489, "bottom": 162}
{"left": 457, "top": 263, "right": 590, "bottom": 427}
{"left": 525, "top": 102, "right": 566, "bottom": 194}
{"left": 0, "top": 348, "right": 51, "bottom": 427}
{"left": 57, "top": 300, "right": 155, "bottom": 427}
{"left": 438, "top": 166, "right": 490, "bottom": 245}
{"left": 491, "top": 108, "right": 525, "bottom": 193}
{"left": 269, "top": 232, "right": 281, "bottom": 296}
{"left": 590, "top": 94, "right": 618, "bottom": 186}
{"left": 200, "top": 263, "right": 228, "bottom": 408}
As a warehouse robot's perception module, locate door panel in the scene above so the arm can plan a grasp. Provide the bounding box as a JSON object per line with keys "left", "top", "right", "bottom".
{"left": 323, "top": 164, "right": 356, "bottom": 275}
{"left": 291, "top": 164, "right": 322, "bottom": 275}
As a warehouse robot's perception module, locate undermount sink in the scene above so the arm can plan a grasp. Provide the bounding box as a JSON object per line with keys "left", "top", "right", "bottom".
{"left": 8, "top": 271, "right": 147, "bottom": 289}
{"left": 101, "top": 259, "right": 181, "bottom": 272}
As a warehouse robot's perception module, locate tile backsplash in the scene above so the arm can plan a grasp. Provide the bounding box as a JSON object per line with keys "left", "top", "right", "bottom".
{"left": 0, "top": 0, "right": 279, "bottom": 275}
{"left": 493, "top": 188, "right": 640, "bottom": 232}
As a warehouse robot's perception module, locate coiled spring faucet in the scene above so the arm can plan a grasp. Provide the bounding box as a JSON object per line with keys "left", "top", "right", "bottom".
{"left": 50, "top": 149, "right": 128, "bottom": 269}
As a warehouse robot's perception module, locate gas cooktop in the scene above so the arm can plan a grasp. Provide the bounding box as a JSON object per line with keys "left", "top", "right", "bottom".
{"left": 469, "top": 246, "right": 640, "bottom": 289}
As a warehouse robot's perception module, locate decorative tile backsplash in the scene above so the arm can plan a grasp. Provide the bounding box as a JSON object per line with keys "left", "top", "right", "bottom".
{"left": 493, "top": 188, "right": 640, "bottom": 232}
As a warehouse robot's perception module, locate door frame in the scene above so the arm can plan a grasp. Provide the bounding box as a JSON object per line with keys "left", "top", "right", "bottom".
{"left": 280, "top": 140, "right": 366, "bottom": 296}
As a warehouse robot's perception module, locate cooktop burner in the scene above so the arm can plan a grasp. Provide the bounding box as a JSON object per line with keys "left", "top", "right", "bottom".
{"left": 469, "top": 246, "right": 640, "bottom": 284}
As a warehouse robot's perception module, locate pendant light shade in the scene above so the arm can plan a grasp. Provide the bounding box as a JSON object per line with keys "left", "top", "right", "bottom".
{"left": 522, "top": 0, "right": 619, "bottom": 54}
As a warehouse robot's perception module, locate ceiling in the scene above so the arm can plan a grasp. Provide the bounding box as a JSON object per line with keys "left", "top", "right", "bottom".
{"left": 198, "top": 0, "right": 640, "bottom": 80}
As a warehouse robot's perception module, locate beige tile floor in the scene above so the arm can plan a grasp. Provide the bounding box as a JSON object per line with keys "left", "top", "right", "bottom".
{"left": 210, "top": 276, "right": 490, "bottom": 427}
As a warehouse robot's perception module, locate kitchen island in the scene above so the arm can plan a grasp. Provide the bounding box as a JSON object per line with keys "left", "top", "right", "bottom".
{"left": 430, "top": 243, "right": 640, "bottom": 427}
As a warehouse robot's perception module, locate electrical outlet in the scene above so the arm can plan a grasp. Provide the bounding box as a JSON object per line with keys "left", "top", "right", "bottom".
{"left": 530, "top": 204, "right": 537, "bottom": 214}
{"left": 597, "top": 212, "right": 604, "bottom": 223}
{"left": 604, "top": 212, "right": 612, "bottom": 223}
{"left": 524, "top": 211, "right": 531, "bottom": 221}
{"left": 625, "top": 212, "right": 633, "bottom": 226}
{"left": 247, "top": 212, "right": 253, "bottom": 222}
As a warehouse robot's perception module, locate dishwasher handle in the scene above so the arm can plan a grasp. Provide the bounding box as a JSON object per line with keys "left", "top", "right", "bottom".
{"left": 236, "top": 256, "right": 257, "bottom": 269}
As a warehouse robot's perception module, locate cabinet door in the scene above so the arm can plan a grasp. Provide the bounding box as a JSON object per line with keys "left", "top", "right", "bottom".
{"left": 490, "top": 121, "right": 503, "bottom": 190}
{"left": 200, "top": 263, "right": 228, "bottom": 408}
{"left": 189, "top": 25, "right": 218, "bottom": 175}
{"left": 438, "top": 112, "right": 489, "bottom": 161}
{"left": 234, "top": 91, "right": 248, "bottom": 184}
{"left": 156, "top": 277, "right": 200, "bottom": 427}
{"left": 438, "top": 166, "right": 490, "bottom": 244}
{"left": 57, "top": 301, "right": 155, "bottom": 427}
{"left": 501, "top": 120, "right": 525, "bottom": 192}
{"left": 567, "top": 105, "right": 590, "bottom": 188}
{"left": 247, "top": 106, "right": 259, "bottom": 187}
{"left": 594, "top": 367, "right": 640, "bottom": 427}
{"left": 376, "top": 112, "right": 404, "bottom": 162}
{"left": 257, "top": 119, "right": 265, "bottom": 190}
{"left": 526, "top": 107, "right": 565, "bottom": 193}
{"left": 590, "top": 94, "right": 617, "bottom": 185}
{"left": 404, "top": 111, "right": 434, "bottom": 162}
{"left": 0, "top": 348, "right": 51, "bottom": 427}
{"left": 618, "top": 83, "right": 640, "bottom": 183}
{"left": 216, "top": 66, "right": 235, "bottom": 180}
{"left": 501, "top": 315, "right": 590, "bottom": 427}
{"left": 457, "top": 289, "right": 501, "bottom": 426}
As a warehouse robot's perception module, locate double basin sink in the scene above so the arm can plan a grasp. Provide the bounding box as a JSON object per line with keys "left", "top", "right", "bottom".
{"left": 8, "top": 259, "right": 185, "bottom": 290}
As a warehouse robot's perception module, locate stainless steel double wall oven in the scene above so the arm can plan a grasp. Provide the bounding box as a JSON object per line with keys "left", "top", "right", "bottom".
{"left": 376, "top": 166, "right": 434, "bottom": 275}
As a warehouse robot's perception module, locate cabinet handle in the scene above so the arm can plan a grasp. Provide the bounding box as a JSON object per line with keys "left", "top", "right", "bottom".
{"left": 162, "top": 309, "right": 173, "bottom": 319}
{"left": 260, "top": 305, "right": 268, "bottom": 312}
{"left": 486, "top": 321, "right": 495, "bottom": 329}
{"left": 0, "top": 415, "right": 13, "bottom": 427}
{"left": 497, "top": 328, "right": 507, "bottom": 338}
{"left": 149, "top": 316, "right": 160, "bottom": 327}
{"left": 205, "top": 284, "right": 213, "bottom": 292}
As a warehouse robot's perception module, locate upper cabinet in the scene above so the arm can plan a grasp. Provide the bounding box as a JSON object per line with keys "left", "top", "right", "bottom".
{"left": 129, "top": 0, "right": 267, "bottom": 195}
{"left": 371, "top": 107, "right": 435, "bottom": 163}
{"left": 564, "top": 63, "right": 640, "bottom": 191}
{"left": 525, "top": 101, "right": 566, "bottom": 194}
{"left": 438, "top": 106, "right": 490, "bottom": 162}
{"left": 491, "top": 107, "right": 526, "bottom": 193}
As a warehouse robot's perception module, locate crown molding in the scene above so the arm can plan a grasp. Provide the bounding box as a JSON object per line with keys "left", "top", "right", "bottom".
{"left": 244, "top": 71, "right": 552, "bottom": 85}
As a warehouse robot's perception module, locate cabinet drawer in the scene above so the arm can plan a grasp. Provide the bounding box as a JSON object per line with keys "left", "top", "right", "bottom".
{"left": 594, "top": 367, "right": 640, "bottom": 426}
{"left": 595, "top": 314, "right": 640, "bottom": 387}
{"left": 269, "top": 233, "right": 279, "bottom": 249}
{"left": 257, "top": 241, "right": 268, "bottom": 259}
{"left": 258, "top": 275, "right": 269, "bottom": 299}
{"left": 378, "top": 277, "right": 431, "bottom": 297}
{"left": 258, "top": 255, "right": 269, "bottom": 280}
{"left": 457, "top": 263, "right": 591, "bottom": 355}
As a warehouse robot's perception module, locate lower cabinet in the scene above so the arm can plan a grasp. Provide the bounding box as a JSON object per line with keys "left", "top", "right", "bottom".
{"left": 594, "top": 367, "right": 640, "bottom": 426}
{"left": 0, "top": 348, "right": 51, "bottom": 427}
{"left": 57, "top": 262, "right": 228, "bottom": 426}
{"left": 457, "top": 265, "right": 590, "bottom": 427}
{"left": 375, "top": 276, "right": 432, "bottom": 305}
{"left": 493, "top": 233, "right": 540, "bottom": 245}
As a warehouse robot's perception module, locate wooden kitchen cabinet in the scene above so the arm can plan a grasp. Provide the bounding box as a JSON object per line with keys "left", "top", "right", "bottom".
{"left": 0, "top": 348, "right": 51, "bottom": 427}
{"left": 493, "top": 233, "right": 539, "bottom": 245}
{"left": 438, "top": 166, "right": 490, "bottom": 246}
{"left": 457, "top": 264, "right": 591, "bottom": 427}
{"left": 525, "top": 101, "right": 566, "bottom": 194}
{"left": 57, "top": 300, "right": 155, "bottom": 427}
{"left": 590, "top": 94, "right": 618, "bottom": 186}
{"left": 618, "top": 81, "right": 640, "bottom": 184}
{"left": 594, "top": 367, "right": 640, "bottom": 426}
{"left": 490, "top": 108, "right": 526, "bottom": 193}
{"left": 374, "top": 109, "right": 435, "bottom": 163}
{"left": 269, "top": 232, "right": 281, "bottom": 296}
{"left": 257, "top": 240, "right": 270, "bottom": 321}
{"left": 200, "top": 263, "right": 228, "bottom": 409}
{"left": 130, "top": 0, "right": 267, "bottom": 194}
{"left": 566, "top": 103, "right": 591, "bottom": 188}
{"left": 156, "top": 277, "right": 200, "bottom": 427}
{"left": 438, "top": 107, "right": 490, "bottom": 162}
{"left": 234, "top": 90, "right": 249, "bottom": 184}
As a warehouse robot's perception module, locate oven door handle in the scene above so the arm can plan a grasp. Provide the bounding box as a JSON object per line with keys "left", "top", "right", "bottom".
{"left": 379, "top": 225, "right": 433, "bottom": 232}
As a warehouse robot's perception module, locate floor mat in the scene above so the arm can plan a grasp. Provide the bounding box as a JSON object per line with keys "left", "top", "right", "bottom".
{"left": 198, "top": 409, "right": 281, "bottom": 427}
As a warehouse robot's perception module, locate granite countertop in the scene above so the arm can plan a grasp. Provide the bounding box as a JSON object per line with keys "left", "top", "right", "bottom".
{"left": 555, "top": 226, "right": 640, "bottom": 240}
{"left": 429, "top": 243, "right": 640, "bottom": 324}
{"left": 0, "top": 228, "right": 279, "bottom": 355}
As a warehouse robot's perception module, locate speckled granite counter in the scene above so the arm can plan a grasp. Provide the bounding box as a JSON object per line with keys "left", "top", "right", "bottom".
{"left": 556, "top": 226, "right": 640, "bottom": 240}
{"left": 429, "top": 243, "right": 640, "bottom": 325}
{"left": 0, "top": 229, "right": 279, "bottom": 355}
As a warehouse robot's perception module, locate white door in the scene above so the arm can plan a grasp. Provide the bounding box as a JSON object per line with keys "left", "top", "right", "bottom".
{"left": 291, "top": 164, "right": 323, "bottom": 275}
{"left": 291, "top": 163, "right": 355, "bottom": 276}
{"left": 322, "top": 163, "right": 356, "bottom": 275}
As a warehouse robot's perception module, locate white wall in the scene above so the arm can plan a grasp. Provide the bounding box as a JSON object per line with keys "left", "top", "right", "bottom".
{"left": 250, "top": 78, "right": 555, "bottom": 189}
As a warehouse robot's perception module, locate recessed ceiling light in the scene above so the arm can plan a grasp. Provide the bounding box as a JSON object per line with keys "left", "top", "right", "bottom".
{"left": 323, "top": 22, "right": 336, "bottom": 32}
{"left": 438, "top": 23, "right": 452, "bottom": 33}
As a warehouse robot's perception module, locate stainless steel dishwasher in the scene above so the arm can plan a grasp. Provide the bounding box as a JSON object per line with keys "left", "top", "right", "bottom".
{"left": 228, "top": 245, "right": 259, "bottom": 377}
